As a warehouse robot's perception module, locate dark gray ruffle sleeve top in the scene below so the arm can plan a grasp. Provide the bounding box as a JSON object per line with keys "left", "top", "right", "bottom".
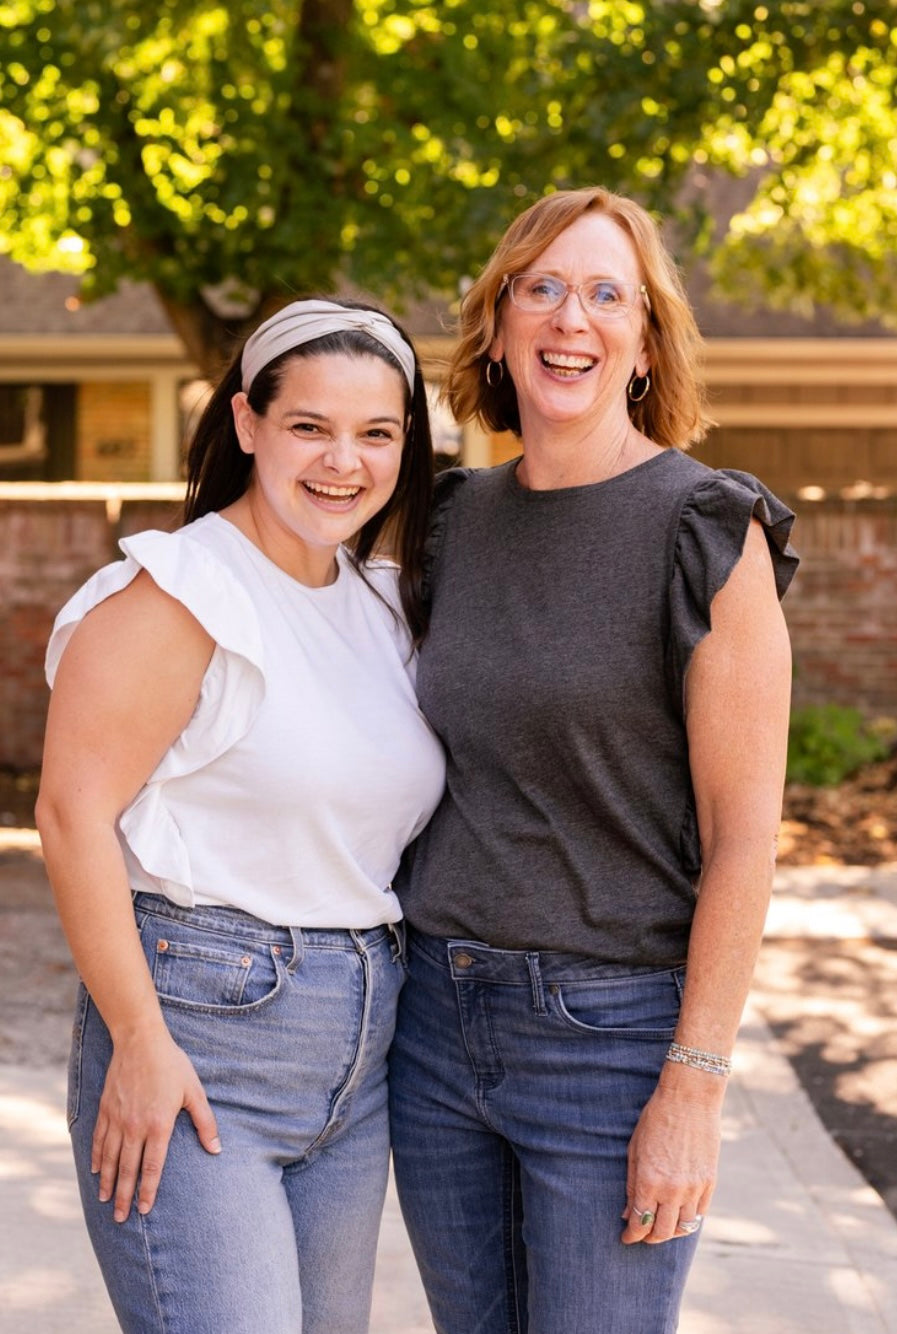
{"left": 395, "top": 448, "right": 799, "bottom": 966}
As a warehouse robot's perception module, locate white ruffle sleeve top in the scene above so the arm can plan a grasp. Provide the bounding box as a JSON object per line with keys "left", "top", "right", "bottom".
{"left": 45, "top": 513, "right": 446, "bottom": 928}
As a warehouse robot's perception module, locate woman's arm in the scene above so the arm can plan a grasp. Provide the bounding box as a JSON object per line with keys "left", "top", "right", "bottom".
{"left": 36, "top": 571, "right": 219, "bottom": 1223}
{"left": 622, "top": 518, "right": 792, "bottom": 1244}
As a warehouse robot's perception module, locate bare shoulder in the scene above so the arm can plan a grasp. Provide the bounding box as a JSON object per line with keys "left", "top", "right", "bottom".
{"left": 60, "top": 570, "right": 214, "bottom": 678}
{"left": 43, "top": 572, "right": 217, "bottom": 814}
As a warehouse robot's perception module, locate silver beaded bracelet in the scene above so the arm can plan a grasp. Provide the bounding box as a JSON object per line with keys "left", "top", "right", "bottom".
{"left": 666, "top": 1041, "right": 732, "bottom": 1077}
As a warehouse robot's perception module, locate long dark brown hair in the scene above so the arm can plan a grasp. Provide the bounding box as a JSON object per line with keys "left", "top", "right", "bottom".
{"left": 183, "top": 301, "right": 435, "bottom": 644}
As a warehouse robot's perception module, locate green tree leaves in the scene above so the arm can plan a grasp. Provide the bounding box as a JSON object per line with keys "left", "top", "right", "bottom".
{"left": 1, "top": 1, "right": 895, "bottom": 372}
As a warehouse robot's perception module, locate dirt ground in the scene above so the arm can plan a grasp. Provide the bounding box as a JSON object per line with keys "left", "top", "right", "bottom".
{"left": 0, "top": 769, "right": 40, "bottom": 829}
{"left": 3, "top": 762, "right": 896, "bottom": 1223}
{"left": 778, "top": 753, "right": 897, "bottom": 867}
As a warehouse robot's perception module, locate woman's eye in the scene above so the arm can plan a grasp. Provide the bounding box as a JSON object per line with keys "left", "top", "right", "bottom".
{"left": 291, "top": 421, "right": 321, "bottom": 434}
{"left": 591, "top": 283, "right": 622, "bottom": 305}
{"left": 530, "top": 279, "right": 561, "bottom": 300}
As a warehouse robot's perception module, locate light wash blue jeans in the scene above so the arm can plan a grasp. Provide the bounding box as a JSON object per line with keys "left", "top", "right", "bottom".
{"left": 389, "top": 927, "right": 700, "bottom": 1334}
{"left": 68, "top": 893, "right": 405, "bottom": 1334}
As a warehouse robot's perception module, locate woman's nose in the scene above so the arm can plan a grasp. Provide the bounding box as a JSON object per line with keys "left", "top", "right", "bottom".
{"left": 550, "top": 289, "right": 589, "bottom": 330}
{"left": 322, "top": 435, "right": 360, "bottom": 471}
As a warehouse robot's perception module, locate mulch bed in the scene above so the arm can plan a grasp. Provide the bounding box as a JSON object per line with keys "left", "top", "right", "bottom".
{"left": 777, "top": 752, "right": 897, "bottom": 867}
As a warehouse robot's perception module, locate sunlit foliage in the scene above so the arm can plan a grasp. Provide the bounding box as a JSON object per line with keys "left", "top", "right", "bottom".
{"left": 0, "top": 0, "right": 894, "bottom": 369}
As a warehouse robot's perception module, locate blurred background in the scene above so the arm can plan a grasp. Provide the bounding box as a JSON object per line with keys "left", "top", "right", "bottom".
{"left": 1, "top": 0, "right": 895, "bottom": 1227}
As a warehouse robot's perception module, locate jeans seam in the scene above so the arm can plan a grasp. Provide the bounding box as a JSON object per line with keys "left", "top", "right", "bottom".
{"left": 304, "top": 934, "right": 372, "bottom": 1152}
{"left": 503, "top": 1146, "right": 525, "bottom": 1334}
{"left": 66, "top": 984, "right": 90, "bottom": 1129}
{"left": 138, "top": 1211, "right": 169, "bottom": 1333}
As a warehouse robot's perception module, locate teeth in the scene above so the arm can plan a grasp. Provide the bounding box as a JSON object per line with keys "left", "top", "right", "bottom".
{"left": 541, "top": 352, "right": 595, "bottom": 371}
{"left": 305, "top": 482, "right": 361, "bottom": 498}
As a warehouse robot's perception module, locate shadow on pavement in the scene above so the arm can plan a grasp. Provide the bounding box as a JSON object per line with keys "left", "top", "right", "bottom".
{"left": 752, "top": 934, "right": 897, "bottom": 1221}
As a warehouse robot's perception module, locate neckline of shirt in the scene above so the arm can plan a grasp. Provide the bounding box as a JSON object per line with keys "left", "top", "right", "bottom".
{"left": 204, "top": 512, "right": 352, "bottom": 597}
{"left": 504, "top": 446, "right": 681, "bottom": 503}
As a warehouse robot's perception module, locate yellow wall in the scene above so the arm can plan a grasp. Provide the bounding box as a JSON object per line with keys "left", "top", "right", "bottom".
{"left": 76, "top": 382, "right": 153, "bottom": 481}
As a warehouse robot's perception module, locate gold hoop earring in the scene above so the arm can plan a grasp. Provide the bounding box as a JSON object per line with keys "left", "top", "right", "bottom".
{"left": 627, "top": 372, "right": 651, "bottom": 403}
{"left": 486, "top": 359, "right": 504, "bottom": 387}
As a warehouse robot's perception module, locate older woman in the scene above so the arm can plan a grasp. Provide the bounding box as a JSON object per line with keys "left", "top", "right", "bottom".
{"left": 389, "top": 188, "right": 798, "bottom": 1333}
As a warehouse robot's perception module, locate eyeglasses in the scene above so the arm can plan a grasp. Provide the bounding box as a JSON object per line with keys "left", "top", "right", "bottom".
{"left": 501, "top": 273, "right": 650, "bottom": 320}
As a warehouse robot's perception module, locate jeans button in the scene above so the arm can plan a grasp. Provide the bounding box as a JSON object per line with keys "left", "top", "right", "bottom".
{"left": 454, "top": 952, "right": 475, "bottom": 969}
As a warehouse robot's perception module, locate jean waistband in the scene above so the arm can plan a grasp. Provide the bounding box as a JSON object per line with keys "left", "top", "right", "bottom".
{"left": 407, "top": 925, "right": 681, "bottom": 985}
{"left": 133, "top": 892, "right": 402, "bottom": 953}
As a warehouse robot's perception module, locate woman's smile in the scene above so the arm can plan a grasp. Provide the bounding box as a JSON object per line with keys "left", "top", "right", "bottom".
{"left": 301, "top": 480, "right": 364, "bottom": 508}
{"left": 538, "top": 349, "right": 598, "bottom": 378}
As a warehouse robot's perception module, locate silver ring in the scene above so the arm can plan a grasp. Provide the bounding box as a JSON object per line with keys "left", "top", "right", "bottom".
{"left": 636, "top": 1208, "right": 656, "bottom": 1228}
{"left": 677, "top": 1216, "right": 703, "bottom": 1235}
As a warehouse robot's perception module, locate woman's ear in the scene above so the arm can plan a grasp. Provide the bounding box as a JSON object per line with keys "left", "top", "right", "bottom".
{"left": 231, "top": 392, "right": 256, "bottom": 457}
{"left": 488, "top": 310, "right": 505, "bottom": 363}
{"left": 635, "top": 334, "right": 651, "bottom": 380}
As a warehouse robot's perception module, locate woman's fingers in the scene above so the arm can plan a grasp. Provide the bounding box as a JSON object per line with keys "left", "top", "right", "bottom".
{"left": 622, "top": 1196, "right": 704, "bottom": 1244}
{"left": 182, "top": 1081, "right": 222, "bottom": 1158}
{"left": 111, "top": 1129, "right": 148, "bottom": 1222}
{"left": 623, "top": 1085, "right": 721, "bottom": 1244}
{"left": 133, "top": 1118, "right": 175, "bottom": 1218}
{"left": 133, "top": 1080, "right": 221, "bottom": 1218}
{"left": 93, "top": 1117, "right": 120, "bottom": 1204}
{"left": 90, "top": 1040, "right": 221, "bottom": 1222}
{"left": 645, "top": 1199, "right": 699, "bottom": 1244}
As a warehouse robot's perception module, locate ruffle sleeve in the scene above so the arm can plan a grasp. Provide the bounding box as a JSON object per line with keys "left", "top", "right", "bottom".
{"left": 668, "top": 469, "right": 799, "bottom": 708}
{"left": 44, "top": 527, "right": 266, "bottom": 905}
{"left": 422, "top": 467, "right": 473, "bottom": 602}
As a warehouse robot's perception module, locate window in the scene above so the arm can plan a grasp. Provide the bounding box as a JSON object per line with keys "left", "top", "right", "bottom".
{"left": 0, "top": 385, "right": 47, "bottom": 464}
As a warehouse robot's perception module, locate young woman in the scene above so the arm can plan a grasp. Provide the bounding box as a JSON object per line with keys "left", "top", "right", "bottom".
{"left": 36, "top": 299, "right": 445, "bottom": 1334}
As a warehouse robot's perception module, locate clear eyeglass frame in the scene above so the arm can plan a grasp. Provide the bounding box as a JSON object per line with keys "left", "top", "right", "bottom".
{"left": 501, "top": 273, "right": 650, "bottom": 320}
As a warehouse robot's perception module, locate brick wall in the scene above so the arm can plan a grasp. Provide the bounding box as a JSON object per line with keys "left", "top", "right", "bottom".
{"left": 0, "top": 488, "right": 894, "bottom": 771}
{"left": 786, "top": 497, "right": 897, "bottom": 715}
{"left": 0, "top": 489, "right": 182, "bottom": 769}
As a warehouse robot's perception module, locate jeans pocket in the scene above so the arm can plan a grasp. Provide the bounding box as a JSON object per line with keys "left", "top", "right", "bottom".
{"left": 67, "top": 982, "right": 90, "bottom": 1129}
{"left": 139, "top": 915, "right": 283, "bottom": 1014}
{"left": 549, "top": 967, "right": 684, "bottom": 1037}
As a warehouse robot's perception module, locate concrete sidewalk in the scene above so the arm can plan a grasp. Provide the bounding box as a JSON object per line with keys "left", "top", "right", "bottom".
{"left": 2, "top": 835, "right": 897, "bottom": 1332}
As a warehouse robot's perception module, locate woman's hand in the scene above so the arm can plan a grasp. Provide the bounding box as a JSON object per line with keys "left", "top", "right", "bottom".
{"left": 36, "top": 572, "right": 220, "bottom": 1223}
{"left": 621, "top": 1078, "right": 722, "bottom": 1245}
{"left": 619, "top": 518, "right": 792, "bottom": 1246}
{"left": 92, "top": 1026, "right": 221, "bottom": 1222}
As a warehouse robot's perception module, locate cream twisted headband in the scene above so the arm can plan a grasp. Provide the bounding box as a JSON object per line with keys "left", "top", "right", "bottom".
{"left": 241, "top": 299, "right": 417, "bottom": 393}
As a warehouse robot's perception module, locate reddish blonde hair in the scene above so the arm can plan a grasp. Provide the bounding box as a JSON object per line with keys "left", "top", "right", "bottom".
{"left": 444, "top": 187, "right": 711, "bottom": 448}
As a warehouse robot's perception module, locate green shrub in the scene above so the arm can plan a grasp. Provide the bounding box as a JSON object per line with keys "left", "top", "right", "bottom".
{"left": 786, "top": 705, "right": 891, "bottom": 787}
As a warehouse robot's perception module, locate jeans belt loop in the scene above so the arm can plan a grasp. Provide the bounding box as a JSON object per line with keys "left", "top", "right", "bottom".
{"left": 286, "top": 925, "right": 303, "bottom": 974}
{"left": 388, "top": 920, "right": 407, "bottom": 965}
{"left": 526, "top": 951, "right": 547, "bottom": 1016}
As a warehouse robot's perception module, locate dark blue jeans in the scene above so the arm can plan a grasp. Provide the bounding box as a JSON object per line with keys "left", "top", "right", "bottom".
{"left": 389, "top": 927, "right": 700, "bottom": 1334}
